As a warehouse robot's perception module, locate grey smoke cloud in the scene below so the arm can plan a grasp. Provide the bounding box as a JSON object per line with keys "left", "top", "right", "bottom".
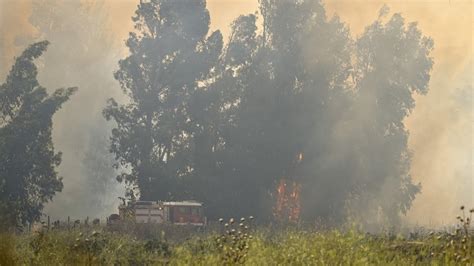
{"left": 0, "top": 0, "right": 127, "bottom": 220}
{"left": 0, "top": 0, "right": 471, "bottom": 225}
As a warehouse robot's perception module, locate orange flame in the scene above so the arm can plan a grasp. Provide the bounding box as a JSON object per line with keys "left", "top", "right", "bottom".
{"left": 273, "top": 152, "right": 303, "bottom": 222}
{"left": 274, "top": 178, "right": 301, "bottom": 222}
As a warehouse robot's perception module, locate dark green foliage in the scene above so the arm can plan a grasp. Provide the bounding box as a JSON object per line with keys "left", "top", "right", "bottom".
{"left": 345, "top": 11, "right": 433, "bottom": 224}
{"left": 207, "top": 0, "right": 355, "bottom": 221}
{"left": 106, "top": 0, "right": 433, "bottom": 225}
{"left": 104, "top": 0, "right": 223, "bottom": 201}
{"left": 201, "top": 2, "right": 432, "bottom": 224}
{"left": 0, "top": 41, "right": 77, "bottom": 227}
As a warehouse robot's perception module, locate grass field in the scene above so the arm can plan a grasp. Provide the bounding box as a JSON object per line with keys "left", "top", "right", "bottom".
{"left": 1, "top": 214, "right": 472, "bottom": 265}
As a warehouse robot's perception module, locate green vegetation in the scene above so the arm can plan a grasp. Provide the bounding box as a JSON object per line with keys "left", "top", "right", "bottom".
{"left": 0, "top": 41, "right": 76, "bottom": 228}
{"left": 0, "top": 2, "right": 468, "bottom": 264}
{"left": 1, "top": 226, "right": 472, "bottom": 265}
{"left": 1, "top": 210, "right": 472, "bottom": 265}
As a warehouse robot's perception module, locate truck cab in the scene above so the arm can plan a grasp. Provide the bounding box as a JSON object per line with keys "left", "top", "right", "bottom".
{"left": 164, "top": 201, "right": 205, "bottom": 226}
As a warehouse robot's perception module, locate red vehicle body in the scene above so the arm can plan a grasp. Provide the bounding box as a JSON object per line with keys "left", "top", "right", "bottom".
{"left": 164, "top": 201, "right": 206, "bottom": 225}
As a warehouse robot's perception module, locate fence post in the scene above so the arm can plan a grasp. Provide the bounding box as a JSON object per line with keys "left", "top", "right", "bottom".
{"left": 67, "top": 216, "right": 70, "bottom": 230}
{"left": 47, "top": 216, "right": 50, "bottom": 230}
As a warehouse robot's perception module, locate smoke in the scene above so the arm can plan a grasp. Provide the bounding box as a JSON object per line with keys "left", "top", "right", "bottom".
{"left": 0, "top": 0, "right": 37, "bottom": 80}
{"left": 0, "top": 0, "right": 471, "bottom": 225}
{"left": 323, "top": 0, "right": 473, "bottom": 226}
{"left": 405, "top": 61, "right": 473, "bottom": 226}
{"left": 0, "top": 0, "right": 256, "bottom": 221}
{"left": 1, "top": 0, "right": 129, "bottom": 220}
{"left": 33, "top": 0, "right": 129, "bottom": 220}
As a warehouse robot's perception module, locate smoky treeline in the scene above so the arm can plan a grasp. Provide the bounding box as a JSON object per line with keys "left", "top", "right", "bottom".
{"left": 0, "top": 0, "right": 434, "bottom": 228}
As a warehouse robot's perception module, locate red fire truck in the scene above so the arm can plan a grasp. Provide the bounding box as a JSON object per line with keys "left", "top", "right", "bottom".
{"left": 113, "top": 200, "right": 206, "bottom": 226}
{"left": 163, "top": 201, "right": 205, "bottom": 225}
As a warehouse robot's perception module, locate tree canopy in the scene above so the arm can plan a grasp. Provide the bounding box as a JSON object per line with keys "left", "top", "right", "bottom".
{"left": 106, "top": 0, "right": 433, "bottom": 225}
{"left": 104, "top": 0, "right": 223, "bottom": 201}
{"left": 0, "top": 41, "right": 76, "bottom": 227}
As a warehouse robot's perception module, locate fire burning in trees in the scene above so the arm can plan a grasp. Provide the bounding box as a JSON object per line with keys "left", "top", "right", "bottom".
{"left": 273, "top": 153, "right": 303, "bottom": 222}
{"left": 274, "top": 179, "right": 302, "bottom": 222}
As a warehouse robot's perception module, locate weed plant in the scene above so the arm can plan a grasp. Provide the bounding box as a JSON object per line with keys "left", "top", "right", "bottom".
{"left": 0, "top": 207, "right": 472, "bottom": 265}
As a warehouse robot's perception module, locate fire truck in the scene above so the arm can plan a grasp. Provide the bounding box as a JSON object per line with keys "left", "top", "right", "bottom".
{"left": 111, "top": 200, "right": 206, "bottom": 226}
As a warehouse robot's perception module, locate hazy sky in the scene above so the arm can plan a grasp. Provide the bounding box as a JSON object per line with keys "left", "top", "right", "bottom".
{"left": 0, "top": 0, "right": 472, "bottom": 225}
